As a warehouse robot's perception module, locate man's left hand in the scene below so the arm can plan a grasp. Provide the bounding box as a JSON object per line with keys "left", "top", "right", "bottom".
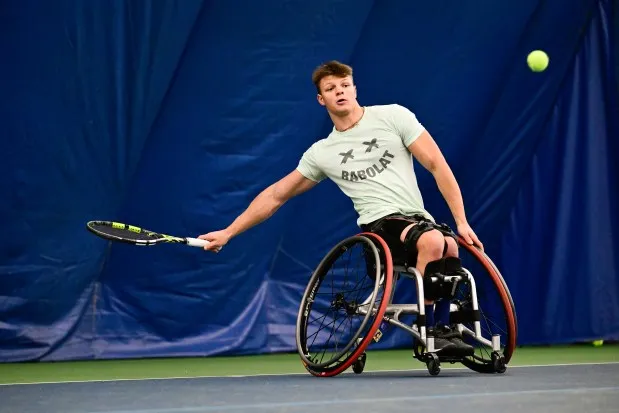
{"left": 457, "top": 223, "right": 484, "bottom": 251}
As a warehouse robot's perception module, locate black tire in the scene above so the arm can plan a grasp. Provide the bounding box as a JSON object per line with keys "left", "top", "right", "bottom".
{"left": 352, "top": 353, "right": 367, "bottom": 374}
{"left": 492, "top": 351, "right": 507, "bottom": 374}
{"left": 427, "top": 354, "right": 441, "bottom": 376}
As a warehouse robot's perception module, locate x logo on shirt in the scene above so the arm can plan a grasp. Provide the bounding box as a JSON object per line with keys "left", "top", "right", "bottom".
{"left": 339, "top": 149, "right": 354, "bottom": 164}
{"left": 362, "top": 138, "right": 379, "bottom": 153}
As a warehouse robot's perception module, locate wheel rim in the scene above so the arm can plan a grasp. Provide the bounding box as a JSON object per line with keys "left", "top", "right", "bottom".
{"left": 454, "top": 237, "right": 518, "bottom": 370}
{"left": 296, "top": 233, "right": 393, "bottom": 376}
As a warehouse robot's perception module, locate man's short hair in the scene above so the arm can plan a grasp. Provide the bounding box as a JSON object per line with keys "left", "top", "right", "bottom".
{"left": 312, "top": 60, "right": 353, "bottom": 93}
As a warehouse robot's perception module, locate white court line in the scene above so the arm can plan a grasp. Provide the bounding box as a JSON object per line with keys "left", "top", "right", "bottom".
{"left": 0, "top": 361, "right": 618, "bottom": 386}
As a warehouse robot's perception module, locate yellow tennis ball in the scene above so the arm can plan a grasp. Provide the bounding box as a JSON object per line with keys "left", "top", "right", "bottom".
{"left": 592, "top": 339, "right": 604, "bottom": 347}
{"left": 527, "top": 50, "right": 549, "bottom": 72}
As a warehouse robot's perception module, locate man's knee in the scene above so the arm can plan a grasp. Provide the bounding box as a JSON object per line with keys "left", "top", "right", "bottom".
{"left": 401, "top": 222, "right": 444, "bottom": 257}
{"left": 417, "top": 229, "right": 445, "bottom": 258}
{"left": 444, "top": 236, "right": 458, "bottom": 257}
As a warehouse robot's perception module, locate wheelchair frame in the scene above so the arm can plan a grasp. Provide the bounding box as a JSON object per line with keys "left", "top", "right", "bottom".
{"left": 295, "top": 231, "right": 517, "bottom": 377}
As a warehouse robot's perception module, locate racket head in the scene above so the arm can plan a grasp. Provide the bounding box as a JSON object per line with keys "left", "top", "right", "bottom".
{"left": 86, "top": 221, "right": 182, "bottom": 246}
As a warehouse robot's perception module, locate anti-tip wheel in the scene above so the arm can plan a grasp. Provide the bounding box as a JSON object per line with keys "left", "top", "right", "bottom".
{"left": 491, "top": 352, "right": 507, "bottom": 374}
{"left": 427, "top": 354, "right": 441, "bottom": 376}
{"left": 352, "top": 353, "right": 367, "bottom": 374}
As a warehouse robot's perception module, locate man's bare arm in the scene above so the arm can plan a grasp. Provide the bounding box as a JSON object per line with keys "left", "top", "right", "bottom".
{"left": 408, "top": 130, "right": 467, "bottom": 226}
{"left": 408, "top": 130, "right": 483, "bottom": 248}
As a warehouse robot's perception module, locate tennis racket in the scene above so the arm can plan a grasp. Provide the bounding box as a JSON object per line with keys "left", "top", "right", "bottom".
{"left": 86, "top": 220, "right": 210, "bottom": 248}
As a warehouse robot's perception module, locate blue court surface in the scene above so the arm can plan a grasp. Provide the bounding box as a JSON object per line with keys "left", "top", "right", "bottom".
{"left": 1, "top": 363, "right": 617, "bottom": 413}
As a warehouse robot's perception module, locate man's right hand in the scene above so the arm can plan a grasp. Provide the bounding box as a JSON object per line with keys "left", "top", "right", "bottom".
{"left": 197, "top": 229, "right": 232, "bottom": 253}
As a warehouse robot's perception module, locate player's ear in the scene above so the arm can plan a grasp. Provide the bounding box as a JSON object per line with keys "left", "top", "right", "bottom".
{"left": 317, "top": 93, "right": 325, "bottom": 106}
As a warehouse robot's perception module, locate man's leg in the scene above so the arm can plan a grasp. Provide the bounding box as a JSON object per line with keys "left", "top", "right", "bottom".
{"left": 433, "top": 236, "right": 459, "bottom": 326}
{"left": 399, "top": 223, "right": 444, "bottom": 300}
{"left": 400, "top": 224, "right": 473, "bottom": 356}
{"left": 439, "top": 236, "right": 473, "bottom": 355}
{"left": 398, "top": 224, "right": 456, "bottom": 353}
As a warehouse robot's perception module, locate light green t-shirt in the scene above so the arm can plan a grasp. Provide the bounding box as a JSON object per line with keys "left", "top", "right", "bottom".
{"left": 297, "top": 104, "right": 434, "bottom": 226}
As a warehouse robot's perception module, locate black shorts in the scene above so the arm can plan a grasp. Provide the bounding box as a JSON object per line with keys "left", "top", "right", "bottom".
{"left": 360, "top": 213, "right": 455, "bottom": 268}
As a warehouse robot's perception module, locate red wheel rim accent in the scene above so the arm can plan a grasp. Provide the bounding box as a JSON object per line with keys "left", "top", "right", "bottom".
{"left": 456, "top": 236, "right": 517, "bottom": 363}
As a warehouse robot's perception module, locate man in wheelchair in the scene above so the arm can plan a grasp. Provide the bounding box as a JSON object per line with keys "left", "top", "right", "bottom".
{"left": 361, "top": 213, "right": 475, "bottom": 356}
{"left": 198, "top": 60, "right": 483, "bottom": 358}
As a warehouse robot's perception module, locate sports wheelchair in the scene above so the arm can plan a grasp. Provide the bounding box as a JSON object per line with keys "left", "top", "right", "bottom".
{"left": 295, "top": 231, "right": 517, "bottom": 377}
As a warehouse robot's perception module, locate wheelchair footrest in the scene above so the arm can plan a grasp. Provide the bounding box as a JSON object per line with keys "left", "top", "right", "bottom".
{"left": 436, "top": 355, "right": 465, "bottom": 363}
{"left": 416, "top": 350, "right": 464, "bottom": 363}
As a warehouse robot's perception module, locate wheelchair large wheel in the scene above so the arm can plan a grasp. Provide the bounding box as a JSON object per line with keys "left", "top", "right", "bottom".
{"left": 296, "top": 232, "right": 393, "bottom": 377}
{"left": 451, "top": 236, "right": 518, "bottom": 373}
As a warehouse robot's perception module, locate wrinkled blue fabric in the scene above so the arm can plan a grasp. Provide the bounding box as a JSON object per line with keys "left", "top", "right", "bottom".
{"left": 0, "top": 0, "right": 616, "bottom": 361}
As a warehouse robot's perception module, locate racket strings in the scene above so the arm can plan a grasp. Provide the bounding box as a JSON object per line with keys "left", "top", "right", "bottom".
{"left": 91, "top": 224, "right": 158, "bottom": 241}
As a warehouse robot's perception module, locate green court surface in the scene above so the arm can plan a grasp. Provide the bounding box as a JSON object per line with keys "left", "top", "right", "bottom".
{"left": 0, "top": 344, "right": 617, "bottom": 385}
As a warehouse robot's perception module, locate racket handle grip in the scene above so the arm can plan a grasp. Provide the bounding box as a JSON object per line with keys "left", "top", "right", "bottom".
{"left": 185, "top": 237, "right": 209, "bottom": 248}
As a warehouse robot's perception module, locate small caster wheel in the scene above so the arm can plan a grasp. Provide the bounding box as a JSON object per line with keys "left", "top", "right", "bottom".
{"left": 426, "top": 354, "right": 441, "bottom": 376}
{"left": 352, "top": 353, "right": 367, "bottom": 374}
{"left": 491, "top": 352, "right": 506, "bottom": 374}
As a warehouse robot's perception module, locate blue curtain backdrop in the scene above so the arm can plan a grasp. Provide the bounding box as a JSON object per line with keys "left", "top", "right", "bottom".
{"left": 1, "top": 0, "right": 617, "bottom": 361}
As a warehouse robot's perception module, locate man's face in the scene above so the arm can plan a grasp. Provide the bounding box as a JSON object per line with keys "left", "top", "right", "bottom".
{"left": 317, "top": 75, "right": 357, "bottom": 115}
